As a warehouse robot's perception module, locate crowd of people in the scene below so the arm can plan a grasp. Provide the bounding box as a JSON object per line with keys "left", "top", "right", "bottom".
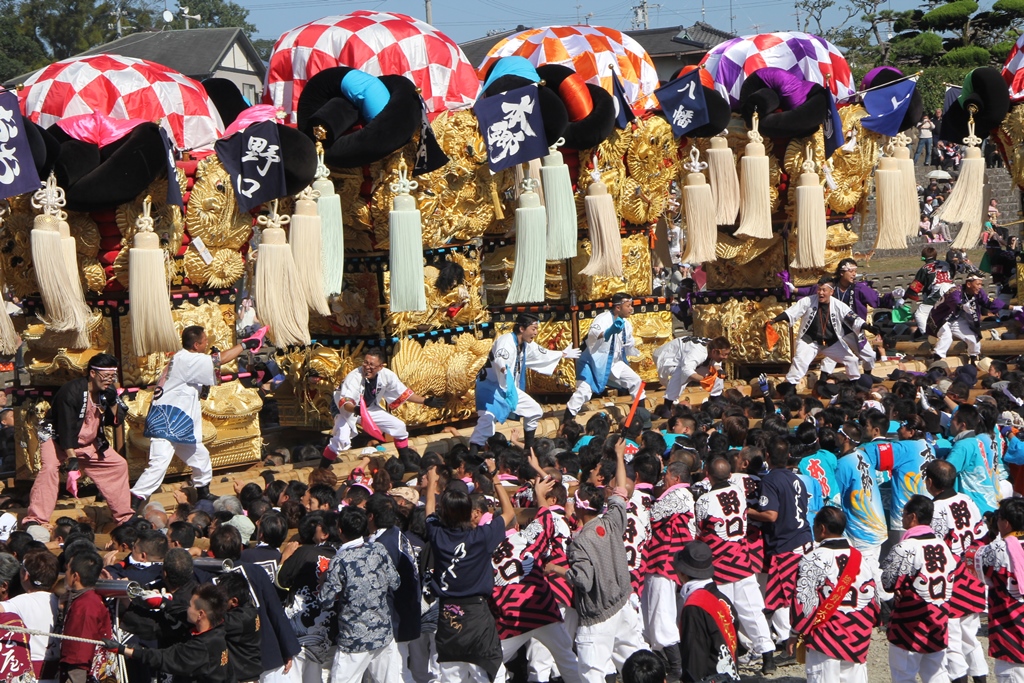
{"left": 2, "top": 250, "right": 1024, "bottom": 683}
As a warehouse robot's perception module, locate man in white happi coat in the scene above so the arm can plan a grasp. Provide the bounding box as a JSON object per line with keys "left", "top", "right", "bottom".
{"left": 770, "top": 277, "right": 880, "bottom": 386}
{"left": 564, "top": 293, "right": 644, "bottom": 422}
{"left": 321, "top": 347, "right": 443, "bottom": 470}
{"left": 652, "top": 336, "right": 731, "bottom": 416}
{"left": 470, "top": 313, "right": 580, "bottom": 454}
{"left": 131, "top": 325, "right": 262, "bottom": 507}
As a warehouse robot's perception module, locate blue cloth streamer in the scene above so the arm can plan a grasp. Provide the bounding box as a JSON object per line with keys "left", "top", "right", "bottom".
{"left": 341, "top": 69, "right": 390, "bottom": 121}
{"left": 482, "top": 56, "right": 540, "bottom": 92}
{"left": 604, "top": 317, "right": 625, "bottom": 341}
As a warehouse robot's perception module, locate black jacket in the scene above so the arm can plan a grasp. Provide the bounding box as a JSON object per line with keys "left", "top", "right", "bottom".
{"left": 47, "top": 377, "right": 126, "bottom": 452}
{"left": 224, "top": 604, "right": 262, "bottom": 681}
{"left": 371, "top": 526, "right": 422, "bottom": 642}
{"left": 196, "top": 563, "right": 300, "bottom": 673}
{"left": 132, "top": 623, "right": 236, "bottom": 683}
{"left": 679, "top": 584, "right": 740, "bottom": 683}
{"left": 120, "top": 579, "right": 195, "bottom": 645}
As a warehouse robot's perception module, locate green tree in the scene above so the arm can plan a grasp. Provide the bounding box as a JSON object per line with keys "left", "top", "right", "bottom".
{"left": 252, "top": 38, "right": 276, "bottom": 63}
{"left": 0, "top": 0, "right": 48, "bottom": 81}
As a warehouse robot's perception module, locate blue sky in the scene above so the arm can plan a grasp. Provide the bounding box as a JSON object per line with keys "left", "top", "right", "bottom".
{"left": 244, "top": 0, "right": 841, "bottom": 49}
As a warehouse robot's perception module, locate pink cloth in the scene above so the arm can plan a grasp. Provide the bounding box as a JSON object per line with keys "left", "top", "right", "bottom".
{"left": 77, "top": 395, "right": 101, "bottom": 447}
{"left": 359, "top": 397, "right": 385, "bottom": 442}
{"left": 57, "top": 113, "right": 149, "bottom": 147}
{"left": 222, "top": 105, "right": 281, "bottom": 139}
{"left": 1005, "top": 534, "right": 1024, "bottom": 589}
{"left": 25, "top": 439, "right": 133, "bottom": 526}
{"left": 901, "top": 524, "right": 934, "bottom": 542}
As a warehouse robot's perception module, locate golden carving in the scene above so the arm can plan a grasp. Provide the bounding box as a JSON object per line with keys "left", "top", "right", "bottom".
{"left": 182, "top": 248, "right": 245, "bottom": 288}
{"left": 383, "top": 251, "right": 489, "bottom": 335}
{"left": 14, "top": 401, "right": 48, "bottom": 478}
{"left": 274, "top": 344, "right": 363, "bottom": 430}
{"left": 23, "top": 312, "right": 113, "bottom": 384}
{"left": 0, "top": 195, "right": 39, "bottom": 298}
{"left": 825, "top": 104, "right": 882, "bottom": 215}
{"left": 184, "top": 156, "right": 253, "bottom": 250}
{"left": 390, "top": 332, "right": 492, "bottom": 426}
{"left": 321, "top": 272, "right": 383, "bottom": 337}
{"left": 693, "top": 297, "right": 792, "bottom": 363}
{"left": 704, "top": 233, "right": 786, "bottom": 290}
{"left": 114, "top": 177, "right": 184, "bottom": 286}
{"left": 571, "top": 231, "right": 653, "bottom": 300}
{"left": 620, "top": 117, "right": 679, "bottom": 225}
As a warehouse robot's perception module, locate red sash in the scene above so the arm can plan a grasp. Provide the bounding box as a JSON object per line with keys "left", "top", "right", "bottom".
{"left": 877, "top": 443, "right": 894, "bottom": 472}
{"left": 804, "top": 547, "right": 862, "bottom": 636}
{"left": 685, "top": 588, "right": 738, "bottom": 658}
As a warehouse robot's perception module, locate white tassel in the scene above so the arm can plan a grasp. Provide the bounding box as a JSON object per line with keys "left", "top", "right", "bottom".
{"left": 30, "top": 174, "right": 89, "bottom": 339}
{"left": 254, "top": 200, "right": 310, "bottom": 347}
{"left": 707, "top": 135, "right": 740, "bottom": 225}
{"left": 892, "top": 139, "right": 919, "bottom": 239}
{"left": 540, "top": 141, "right": 578, "bottom": 260}
{"left": 873, "top": 155, "right": 908, "bottom": 250}
{"left": 389, "top": 158, "right": 427, "bottom": 313}
{"left": 290, "top": 186, "right": 331, "bottom": 316}
{"left": 58, "top": 217, "right": 85, "bottom": 302}
{"left": 735, "top": 114, "right": 773, "bottom": 239}
{"left": 791, "top": 146, "right": 827, "bottom": 269}
{"left": 581, "top": 161, "right": 622, "bottom": 277}
{"left": 128, "top": 195, "right": 178, "bottom": 357}
{"left": 507, "top": 175, "right": 548, "bottom": 304}
{"left": 314, "top": 144, "right": 345, "bottom": 298}
{"left": 681, "top": 147, "right": 717, "bottom": 264}
{"left": 514, "top": 159, "right": 545, "bottom": 204}
{"left": 940, "top": 114, "right": 986, "bottom": 249}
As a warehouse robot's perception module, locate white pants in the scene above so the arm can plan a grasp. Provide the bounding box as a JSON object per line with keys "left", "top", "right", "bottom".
{"left": 786, "top": 338, "right": 861, "bottom": 384}
{"left": 495, "top": 621, "right": 581, "bottom": 683}
{"left": 854, "top": 542, "right": 892, "bottom": 602}
{"left": 717, "top": 574, "right": 774, "bottom": 655}
{"left": 329, "top": 640, "right": 401, "bottom": 683}
{"left": 398, "top": 635, "right": 438, "bottom": 683}
{"left": 771, "top": 604, "right": 792, "bottom": 643}
{"left": 915, "top": 303, "right": 934, "bottom": 335}
{"left": 889, "top": 644, "right": 949, "bottom": 683}
{"left": 805, "top": 647, "right": 868, "bottom": 683}
{"left": 469, "top": 393, "right": 544, "bottom": 447}
{"left": 566, "top": 361, "right": 645, "bottom": 415}
{"left": 820, "top": 333, "right": 876, "bottom": 376}
{"left": 329, "top": 406, "right": 409, "bottom": 452}
{"left": 526, "top": 605, "right": 578, "bottom": 682}
{"left": 438, "top": 662, "right": 503, "bottom": 683}
{"left": 575, "top": 602, "right": 648, "bottom": 683}
{"left": 996, "top": 659, "right": 1024, "bottom": 682}
{"left": 131, "top": 437, "right": 211, "bottom": 498}
{"left": 662, "top": 368, "right": 687, "bottom": 403}
{"left": 641, "top": 574, "right": 680, "bottom": 649}
{"left": 934, "top": 313, "right": 981, "bottom": 358}
{"left": 293, "top": 646, "right": 331, "bottom": 683}
{"left": 261, "top": 664, "right": 298, "bottom": 683}
{"left": 946, "top": 612, "right": 988, "bottom": 679}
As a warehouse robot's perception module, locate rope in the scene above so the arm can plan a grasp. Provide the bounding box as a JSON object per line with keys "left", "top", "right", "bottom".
{"left": 0, "top": 624, "right": 108, "bottom": 647}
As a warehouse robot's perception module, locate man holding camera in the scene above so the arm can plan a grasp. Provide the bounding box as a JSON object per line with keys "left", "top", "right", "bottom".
{"left": 24, "top": 354, "right": 134, "bottom": 526}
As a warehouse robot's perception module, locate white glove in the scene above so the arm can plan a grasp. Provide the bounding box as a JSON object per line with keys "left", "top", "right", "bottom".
{"left": 1012, "top": 306, "right": 1023, "bottom": 314}
{"left": 562, "top": 346, "right": 581, "bottom": 360}
{"left": 891, "top": 286, "right": 905, "bottom": 299}
{"left": 785, "top": 282, "right": 797, "bottom": 294}
{"left": 894, "top": 298, "right": 905, "bottom": 308}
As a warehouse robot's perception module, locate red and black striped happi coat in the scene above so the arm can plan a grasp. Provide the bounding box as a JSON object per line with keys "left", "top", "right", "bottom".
{"left": 977, "top": 535, "right": 1024, "bottom": 664}
{"left": 882, "top": 534, "right": 956, "bottom": 654}
{"left": 641, "top": 484, "right": 696, "bottom": 586}
{"left": 932, "top": 491, "right": 987, "bottom": 618}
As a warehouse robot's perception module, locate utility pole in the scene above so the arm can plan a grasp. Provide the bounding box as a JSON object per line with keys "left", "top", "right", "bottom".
{"left": 701, "top": 0, "right": 706, "bottom": 21}
{"left": 631, "top": 0, "right": 661, "bottom": 29}
{"left": 729, "top": 0, "right": 735, "bottom": 33}
{"left": 576, "top": 3, "right": 583, "bottom": 23}
{"left": 425, "top": 0, "right": 433, "bottom": 25}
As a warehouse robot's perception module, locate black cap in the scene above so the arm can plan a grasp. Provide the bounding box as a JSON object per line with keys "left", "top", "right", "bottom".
{"left": 673, "top": 541, "right": 715, "bottom": 580}
{"left": 514, "top": 313, "right": 539, "bottom": 328}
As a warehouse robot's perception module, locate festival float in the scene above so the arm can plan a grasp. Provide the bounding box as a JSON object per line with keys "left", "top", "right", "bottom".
{"left": 0, "top": 14, "right": 1018, "bottom": 473}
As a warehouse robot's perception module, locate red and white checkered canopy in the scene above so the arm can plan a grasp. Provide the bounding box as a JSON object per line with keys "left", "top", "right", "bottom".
{"left": 1003, "top": 34, "right": 1024, "bottom": 101}
{"left": 19, "top": 54, "right": 224, "bottom": 151}
{"left": 264, "top": 11, "right": 480, "bottom": 122}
